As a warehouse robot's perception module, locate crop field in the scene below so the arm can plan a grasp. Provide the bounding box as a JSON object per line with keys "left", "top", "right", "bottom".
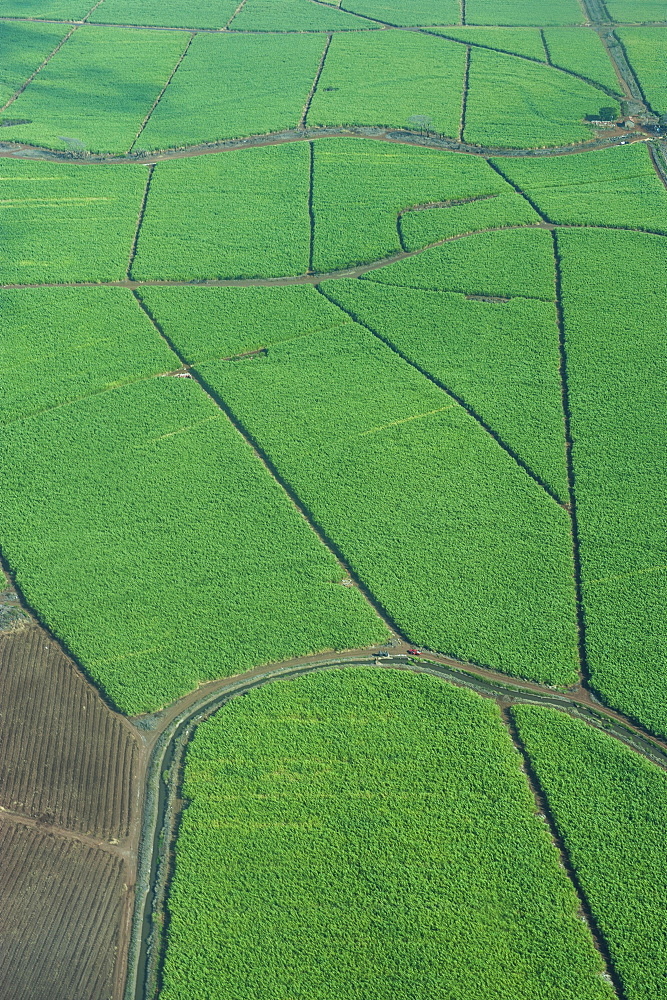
{"left": 0, "top": 20, "right": 70, "bottom": 107}
{"left": 161, "top": 669, "right": 611, "bottom": 1000}
{"left": 198, "top": 323, "right": 579, "bottom": 685}
{"left": 465, "top": 0, "right": 585, "bottom": 24}
{"left": 513, "top": 705, "right": 667, "bottom": 1000}
{"left": 311, "top": 139, "right": 523, "bottom": 270}
{"left": 463, "top": 48, "right": 617, "bottom": 147}
{"left": 93, "top": 0, "right": 240, "bottom": 28}
{"left": 308, "top": 31, "right": 466, "bottom": 136}
{"left": 0, "top": 817, "right": 126, "bottom": 1000}
{"left": 0, "top": 158, "right": 146, "bottom": 285}
{"left": 0, "top": 624, "right": 139, "bottom": 838}
{"left": 493, "top": 143, "right": 667, "bottom": 232}
{"left": 138, "top": 33, "right": 326, "bottom": 150}
{"left": 327, "top": 279, "right": 569, "bottom": 500}
{"left": 398, "top": 189, "right": 542, "bottom": 245}
{"left": 132, "top": 144, "right": 311, "bottom": 280}
{"left": 0, "top": 377, "right": 385, "bottom": 714}
{"left": 231, "top": 0, "right": 372, "bottom": 31}
{"left": 1, "top": 25, "right": 187, "bottom": 154}
{"left": 604, "top": 0, "right": 666, "bottom": 20}
{"left": 343, "top": 0, "right": 460, "bottom": 24}
{"left": 0, "top": 0, "right": 91, "bottom": 15}
{"left": 432, "top": 26, "right": 547, "bottom": 59}
{"left": 137, "top": 284, "right": 351, "bottom": 363}
{"left": 0, "top": 287, "right": 178, "bottom": 424}
{"left": 556, "top": 227, "right": 667, "bottom": 736}
{"left": 616, "top": 27, "right": 666, "bottom": 114}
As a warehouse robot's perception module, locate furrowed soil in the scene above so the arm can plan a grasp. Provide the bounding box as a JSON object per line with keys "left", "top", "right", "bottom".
{"left": 0, "top": 816, "right": 127, "bottom": 1000}
{"left": 0, "top": 624, "right": 140, "bottom": 839}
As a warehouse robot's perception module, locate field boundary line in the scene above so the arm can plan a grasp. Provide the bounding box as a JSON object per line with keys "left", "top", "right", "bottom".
{"left": 127, "top": 164, "right": 155, "bottom": 278}
{"left": 501, "top": 706, "right": 627, "bottom": 1000}
{"left": 313, "top": 0, "right": 395, "bottom": 28}
{"left": 458, "top": 46, "right": 470, "bottom": 143}
{"left": 128, "top": 34, "right": 195, "bottom": 154}
{"left": 0, "top": 807, "right": 130, "bottom": 856}
{"left": 299, "top": 32, "right": 332, "bottom": 130}
{"left": 131, "top": 290, "right": 403, "bottom": 640}
{"left": 223, "top": 0, "right": 249, "bottom": 30}
{"left": 82, "top": 0, "right": 108, "bottom": 21}
{"left": 552, "top": 229, "right": 596, "bottom": 692}
{"left": 318, "top": 284, "right": 566, "bottom": 506}
{"left": 0, "top": 22, "right": 79, "bottom": 113}
{"left": 539, "top": 28, "right": 552, "bottom": 64}
{"left": 307, "top": 141, "right": 316, "bottom": 271}
{"left": 486, "top": 158, "right": 551, "bottom": 220}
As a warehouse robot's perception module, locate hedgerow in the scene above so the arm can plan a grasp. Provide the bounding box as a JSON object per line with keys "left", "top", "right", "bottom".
{"left": 311, "top": 139, "right": 516, "bottom": 271}
{"left": 343, "top": 0, "right": 460, "bottom": 24}
{"left": 139, "top": 33, "right": 325, "bottom": 150}
{"left": 492, "top": 143, "right": 667, "bottom": 232}
{"left": 0, "top": 21, "right": 70, "bottom": 107}
{"left": 557, "top": 227, "right": 667, "bottom": 736}
{"left": 326, "top": 279, "right": 569, "bottom": 500}
{"left": 308, "top": 31, "right": 465, "bottom": 136}
{"left": 161, "top": 669, "right": 612, "bottom": 1000}
{"left": 137, "top": 285, "right": 349, "bottom": 363}
{"left": 0, "top": 378, "right": 386, "bottom": 714}
{"left": 132, "top": 144, "right": 311, "bottom": 280}
{"left": 199, "top": 323, "right": 580, "bottom": 685}
{"left": 399, "top": 190, "right": 542, "bottom": 247}
{"left": 615, "top": 27, "right": 667, "bottom": 115}
{"left": 2, "top": 25, "right": 187, "bottom": 154}
{"left": 362, "top": 226, "right": 556, "bottom": 299}
{"left": 231, "top": 0, "right": 370, "bottom": 31}
{"left": 0, "top": 287, "right": 178, "bottom": 423}
{"left": 431, "top": 26, "right": 547, "bottom": 60}
{"left": 543, "top": 27, "right": 623, "bottom": 93}
{"left": 0, "top": 158, "right": 146, "bottom": 284}
{"left": 513, "top": 704, "right": 667, "bottom": 1000}
{"left": 464, "top": 48, "right": 615, "bottom": 147}
{"left": 465, "top": 0, "right": 584, "bottom": 25}
{"left": 93, "top": 0, "right": 240, "bottom": 28}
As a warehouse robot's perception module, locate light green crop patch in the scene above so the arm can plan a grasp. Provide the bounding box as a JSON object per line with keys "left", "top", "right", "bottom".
{"left": 0, "top": 158, "right": 147, "bottom": 284}
{"left": 161, "top": 670, "right": 612, "bottom": 1000}
{"left": 200, "top": 323, "right": 580, "bottom": 685}
{"left": 132, "top": 143, "right": 311, "bottom": 280}
{"left": 308, "top": 31, "right": 465, "bottom": 136}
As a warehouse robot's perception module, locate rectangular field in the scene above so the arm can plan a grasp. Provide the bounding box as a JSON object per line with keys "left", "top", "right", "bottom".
{"left": 139, "top": 33, "right": 325, "bottom": 150}
{"left": 0, "top": 0, "right": 92, "bottom": 15}
{"left": 615, "top": 27, "right": 667, "bottom": 113}
{"left": 0, "top": 818, "right": 126, "bottom": 1000}
{"left": 342, "top": 0, "right": 461, "bottom": 24}
{"left": 231, "top": 0, "right": 371, "bottom": 31}
{"left": 1, "top": 25, "right": 187, "bottom": 153}
{"left": 432, "top": 26, "right": 547, "bottom": 59}
{"left": 0, "top": 377, "right": 385, "bottom": 714}
{"left": 307, "top": 31, "right": 465, "bottom": 136}
{"left": 0, "top": 158, "right": 147, "bottom": 284}
{"left": 465, "top": 0, "right": 584, "bottom": 25}
{"left": 0, "top": 21, "right": 70, "bottom": 107}
{"left": 132, "top": 144, "right": 311, "bottom": 280}
{"left": 93, "top": 0, "right": 240, "bottom": 27}
{"left": 198, "top": 322, "right": 580, "bottom": 685}
{"left": 543, "top": 27, "right": 623, "bottom": 92}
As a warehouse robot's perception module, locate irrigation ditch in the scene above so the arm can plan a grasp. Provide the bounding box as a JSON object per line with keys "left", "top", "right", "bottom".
{"left": 124, "top": 649, "right": 667, "bottom": 1000}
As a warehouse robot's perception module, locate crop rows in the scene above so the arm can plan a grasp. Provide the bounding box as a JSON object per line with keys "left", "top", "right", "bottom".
{"left": 0, "top": 625, "right": 139, "bottom": 838}
{"left": 514, "top": 704, "right": 667, "bottom": 1000}
{"left": 0, "top": 818, "right": 126, "bottom": 1000}
{"left": 160, "top": 669, "right": 612, "bottom": 1000}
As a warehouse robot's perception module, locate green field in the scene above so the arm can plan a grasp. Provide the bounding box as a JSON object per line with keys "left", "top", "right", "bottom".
{"left": 465, "top": 0, "right": 585, "bottom": 24}
{"left": 0, "top": 0, "right": 91, "bottom": 15}
{"left": 132, "top": 144, "right": 311, "bottom": 280}
{"left": 0, "top": 21, "right": 70, "bottom": 107}
{"left": 514, "top": 705, "right": 667, "bottom": 1000}
{"left": 0, "top": 25, "right": 187, "bottom": 153}
{"left": 161, "top": 669, "right": 612, "bottom": 1000}
{"left": 0, "top": 158, "right": 146, "bottom": 284}
{"left": 616, "top": 27, "right": 667, "bottom": 114}
{"left": 138, "top": 33, "right": 325, "bottom": 150}
{"left": 231, "top": 0, "right": 371, "bottom": 31}
{"left": 604, "top": 0, "right": 666, "bottom": 20}
{"left": 542, "top": 27, "right": 624, "bottom": 92}
{"left": 344, "top": 0, "right": 460, "bottom": 25}
{"left": 198, "top": 323, "right": 579, "bottom": 685}
{"left": 431, "top": 26, "right": 547, "bottom": 59}
{"left": 92, "top": 0, "right": 240, "bottom": 27}
{"left": 557, "top": 227, "right": 667, "bottom": 737}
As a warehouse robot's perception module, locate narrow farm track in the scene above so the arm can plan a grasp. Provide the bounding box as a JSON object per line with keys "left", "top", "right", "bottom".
{"left": 126, "top": 649, "right": 667, "bottom": 1000}
{"left": 0, "top": 125, "right": 657, "bottom": 165}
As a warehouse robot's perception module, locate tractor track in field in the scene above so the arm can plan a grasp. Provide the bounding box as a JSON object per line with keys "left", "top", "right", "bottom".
{"left": 0, "top": 124, "right": 657, "bottom": 165}
{"left": 126, "top": 645, "right": 667, "bottom": 1000}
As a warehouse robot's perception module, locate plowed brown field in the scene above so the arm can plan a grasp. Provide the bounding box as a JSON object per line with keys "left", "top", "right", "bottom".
{"left": 0, "top": 625, "right": 140, "bottom": 839}
{"left": 0, "top": 816, "right": 126, "bottom": 1000}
